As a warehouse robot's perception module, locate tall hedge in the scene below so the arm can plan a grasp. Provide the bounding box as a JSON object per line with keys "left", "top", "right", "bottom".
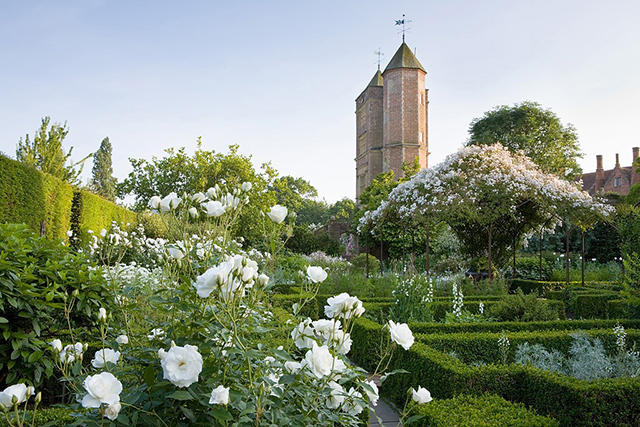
{"left": 42, "top": 173, "right": 74, "bottom": 239}
{"left": 71, "top": 189, "right": 138, "bottom": 242}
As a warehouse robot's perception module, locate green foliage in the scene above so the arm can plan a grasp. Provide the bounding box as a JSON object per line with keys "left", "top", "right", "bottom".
{"left": 391, "top": 276, "right": 434, "bottom": 322}
{"left": 89, "top": 137, "right": 117, "bottom": 201}
{"left": 0, "top": 155, "right": 74, "bottom": 240}
{"left": 488, "top": 289, "right": 561, "bottom": 321}
{"left": 0, "top": 407, "right": 75, "bottom": 426}
{"left": 285, "top": 226, "right": 341, "bottom": 256}
{"left": 72, "top": 189, "right": 138, "bottom": 243}
{"left": 270, "top": 175, "right": 317, "bottom": 214}
{"left": 412, "top": 393, "right": 558, "bottom": 427}
{"left": 467, "top": 101, "right": 582, "bottom": 179}
{"left": 0, "top": 224, "right": 112, "bottom": 387}
{"left": 350, "top": 253, "right": 380, "bottom": 275}
{"left": 351, "top": 318, "right": 640, "bottom": 426}
{"left": 409, "top": 319, "right": 640, "bottom": 335}
{"left": 15, "top": 116, "right": 87, "bottom": 184}
{"left": 319, "top": 271, "right": 397, "bottom": 299}
{"left": 623, "top": 252, "right": 640, "bottom": 290}
{"left": 615, "top": 204, "right": 640, "bottom": 259}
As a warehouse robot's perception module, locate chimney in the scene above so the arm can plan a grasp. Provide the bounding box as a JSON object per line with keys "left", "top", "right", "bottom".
{"left": 633, "top": 147, "right": 640, "bottom": 185}
{"left": 615, "top": 153, "right": 620, "bottom": 168}
{"left": 595, "top": 154, "right": 604, "bottom": 192}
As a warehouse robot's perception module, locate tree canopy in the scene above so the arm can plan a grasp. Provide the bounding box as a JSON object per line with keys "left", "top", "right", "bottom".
{"left": 90, "top": 137, "right": 117, "bottom": 201}
{"left": 467, "top": 101, "right": 582, "bottom": 179}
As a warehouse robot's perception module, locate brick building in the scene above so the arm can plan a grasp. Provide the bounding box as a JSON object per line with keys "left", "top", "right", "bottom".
{"left": 581, "top": 147, "right": 640, "bottom": 195}
{"left": 355, "top": 42, "right": 429, "bottom": 200}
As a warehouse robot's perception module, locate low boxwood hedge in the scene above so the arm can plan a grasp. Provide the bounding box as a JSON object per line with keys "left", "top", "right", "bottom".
{"left": 351, "top": 318, "right": 640, "bottom": 426}
{"left": 409, "top": 318, "right": 640, "bottom": 335}
{"left": 271, "top": 293, "right": 318, "bottom": 318}
{"left": 509, "top": 279, "right": 620, "bottom": 296}
{"left": 411, "top": 393, "right": 558, "bottom": 426}
{"left": 0, "top": 407, "right": 75, "bottom": 426}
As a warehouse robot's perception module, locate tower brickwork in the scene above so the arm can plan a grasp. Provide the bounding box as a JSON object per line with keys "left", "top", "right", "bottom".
{"left": 356, "top": 42, "right": 429, "bottom": 200}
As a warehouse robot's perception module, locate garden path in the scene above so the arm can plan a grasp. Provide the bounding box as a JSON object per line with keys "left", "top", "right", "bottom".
{"left": 369, "top": 399, "right": 400, "bottom": 426}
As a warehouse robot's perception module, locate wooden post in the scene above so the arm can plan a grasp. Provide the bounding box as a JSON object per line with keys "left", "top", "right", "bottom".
{"left": 40, "top": 220, "right": 46, "bottom": 236}
{"left": 581, "top": 231, "right": 585, "bottom": 286}
{"left": 565, "top": 223, "right": 570, "bottom": 286}
{"left": 425, "top": 223, "right": 430, "bottom": 280}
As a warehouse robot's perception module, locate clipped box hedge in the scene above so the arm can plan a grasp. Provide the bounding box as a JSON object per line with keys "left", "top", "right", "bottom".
{"left": 411, "top": 393, "right": 558, "bottom": 426}
{"left": 415, "top": 328, "right": 640, "bottom": 364}
{"left": 71, "top": 189, "right": 138, "bottom": 243}
{"left": 409, "top": 318, "right": 640, "bottom": 335}
{"left": 509, "top": 279, "right": 620, "bottom": 295}
{"left": 271, "top": 293, "right": 319, "bottom": 318}
{"left": 0, "top": 407, "right": 75, "bottom": 426}
{"left": 351, "top": 318, "right": 640, "bottom": 426}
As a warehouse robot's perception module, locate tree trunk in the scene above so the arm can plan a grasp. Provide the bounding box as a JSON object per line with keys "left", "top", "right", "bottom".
{"left": 425, "top": 223, "right": 430, "bottom": 280}
{"left": 488, "top": 225, "right": 493, "bottom": 282}
{"left": 512, "top": 234, "right": 517, "bottom": 279}
{"left": 380, "top": 240, "right": 384, "bottom": 273}
{"left": 581, "top": 231, "right": 585, "bottom": 286}
{"left": 539, "top": 231, "right": 543, "bottom": 281}
{"left": 365, "top": 244, "right": 369, "bottom": 279}
{"left": 565, "top": 223, "right": 570, "bottom": 286}
{"left": 402, "top": 225, "right": 407, "bottom": 276}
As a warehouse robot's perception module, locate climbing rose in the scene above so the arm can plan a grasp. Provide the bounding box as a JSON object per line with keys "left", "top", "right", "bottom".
{"left": 388, "top": 320, "right": 415, "bottom": 350}
{"left": 188, "top": 207, "right": 199, "bottom": 219}
{"left": 148, "top": 196, "right": 161, "bottom": 210}
{"left": 209, "top": 385, "right": 230, "bottom": 405}
{"left": 91, "top": 349, "right": 121, "bottom": 368}
{"left": 159, "top": 344, "right": 203, "bottom": 388}
{"left": 104, "top": 402, "right": 122, "bottom": 420}
{"left": 81, "top": 372, "right": 122, "bottom": 408}
{"left": 324, "top": 293, "right": 365, "bottom": 320}
{"left": 202, "top": 200, "right": 225, "bottom": 217}
{"left": 326, "top": 381, "right": 345, "bottom": 409}
{"left": 412, "top": 386, "right": 432, "bottom": 404}
{"left": 364, "top": 380, "right": 379, "bottom": 406}
{"left": 98, "top": 308, "right": 107, "bottom": 321}
{"left": 0, "top": 384, "right": 28, "bottom": 407}
{"left": 50, "top": 339, "right": 63, "bottom": 352}
{"left": 306, "top": 266, "right": 328, "bottom": 283}
{"left": 303, "top": 342, "right": 339, "bottom": 379}
{"left": 116, "top": 335, "right": 128, "bottom": 345}
{"left": 267, "top": 205, "right": 288, "bottom": 224}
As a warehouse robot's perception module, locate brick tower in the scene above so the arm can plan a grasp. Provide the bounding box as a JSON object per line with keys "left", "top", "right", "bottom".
{"left": 355, "top": 42, "right": 429, "bottom": 200}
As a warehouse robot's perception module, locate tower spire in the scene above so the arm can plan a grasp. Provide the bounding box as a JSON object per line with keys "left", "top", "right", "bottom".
{"left": 374, "top": 48, "right": 384, "bottom": 70}
{"left": 395, "top": 14, "right": 411, "bottom": 42}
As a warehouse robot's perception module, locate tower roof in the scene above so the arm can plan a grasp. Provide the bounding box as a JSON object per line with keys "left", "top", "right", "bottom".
{"left": 383, "top": 42, "right": 425, "bottom": 73}
{"left": 367, "top": 70, "right": 384, "bottom": 88}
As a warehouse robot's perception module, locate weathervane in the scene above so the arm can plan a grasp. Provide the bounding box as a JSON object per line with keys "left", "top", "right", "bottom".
{"left": 395, "top": 14, "right": 412, "bottom": 42}
{"left": 374, "top": 48, "right": 384, "bottom": 70}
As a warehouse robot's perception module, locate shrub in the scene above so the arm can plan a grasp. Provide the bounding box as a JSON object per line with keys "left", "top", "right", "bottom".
{"left": 350, "top": 253, "right": 380, "bottom": 275}
{"left": 0, "top": 407, "right": 75, "bottom": 426}
{"left": 0, "top": 224, "right": 112, "bottom": 388}
{"left": 411, "top": 393, "right": 558, "bottom": 426}
{"left": 488, "top": 289, "right": 561, "bottom": 321}
{"left": 71, "top": 189, "right": 138, "bottom": 244}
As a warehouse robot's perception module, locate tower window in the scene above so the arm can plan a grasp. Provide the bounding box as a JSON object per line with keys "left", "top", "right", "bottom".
{"left": 614, "top": 177, "right": 622, "bottom": 187}
{"left": 419, "top": 131, "right": 423, "bottom": 143}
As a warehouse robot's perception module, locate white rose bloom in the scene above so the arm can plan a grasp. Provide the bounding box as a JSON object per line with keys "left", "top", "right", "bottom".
{"left": 148, "top": 196, "right": 161, "bottom": 210}
{"left": 160, "top": 192, "right": 181, "bottom": 213}
{"left": 267, "top": 205, "right": 288, "bottom": 224}
{"left": 147, "top": 328, "right": 165, "bottom": 340}
{"left": 0, "top": 384, "right": 28, "bottom": 407}
{"left": 331, "top": 330, "right": 352, "bottom": 355}
{"left": 241, "top": 182, "right": 252, "bottom": 191}
{"left": 363, "top": 380, "right": 379, "bottom": 406}
{"left": 311, "top": 319, "right": 341, "bottom": 341}
{"left": 324, "top": 293, "right": 365, "bottom": 320}
{"left": 104, "top": 402, "right": 121, "bottom": 420}
{"left": 303, "top": 343, "right": 334, "bottom": 379}
{"left": 193, "top": 267, "right": 219, "bottom": 298}
{"left": 66, "top": 230, "right": 73, "bottom": 237}
{"left": 388, "top": 320, "right": 415, "bottom": 350}
{"left": 209, "top": 385, "right": 230, "bottom": 405}
{"left": 284, "top": 361, "right": 302, "bottom": 374}
{"left": 188, "top": 207, "right": 199, "bottom": 219}
{"left": 344, "top": 387, "right": 364, "bottom": 416}
{"left": 306, "top": 266, "right": 328, "bottom": 283}
{"left": 60, "top": 342, "right": 86, "bottom": 363}
{"left": 202, "top": 200, "right": 226, "bottom": 217}
{"left": 81, "top": 372, "right": 122, "bottom": 408}
{"left": 50, "top": 339, "right": 63, "bottom": 352}
{"left": 91, "top": 349, "right": 121, "bottom": 368}
{"left": 411, "top": 386, "right": 432, "bottom": 404}
{"left": 116, "top": 335, "right": 129, "bottom": 345}
{"left": 167, "top": 247, "right": 185, "bottom": 260}
{"left": 160, "top": 344, "right": 203, "bottom": 388}
{"left": 291, "top": 318, "right": 316, "bottom": 349}
{"left": 191, "top": 192, "right": 206, "bottom": 203}
{"left": 98, "top": 307, "right": 107, "bottom": 321}
{"left": 257, "top": 273, "right": 269, "bottom": 287}
{"left": 100, "top": 228, "right": 107, "bottom": 237}
{"left": 326, "top": 381, "right": 345, "bottom": 409}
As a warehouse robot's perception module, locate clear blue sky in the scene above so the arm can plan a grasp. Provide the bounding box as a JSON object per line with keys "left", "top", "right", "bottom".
{"left": 1, "top": 0, "right": 639, "bottom": 202}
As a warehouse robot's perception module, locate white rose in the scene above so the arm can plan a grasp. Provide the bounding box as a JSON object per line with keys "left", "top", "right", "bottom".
{"left": 202, "top": 200, "right": 226, "bottom": 217}
{"left": 411, "top": 386, "right": 432, "bottom": 404}
{"left": 257, "top": 273, "right": 269, "bottom": 287}
{"left": 330, "top": 330, "right": 352, "bottom": 355}
{"left": 167, "top": 247, "right": 185, "bottom": 260}
{"left": 147, "top": 328, "right": 165, "bottom": 340}
{"left": 104, "top": 402, "right": 121, "bottom": 420}
{"left": 66, "top": 230, "right": 73, "bottom": 237}
{"left": 159, "top": 192, "right": 181, "bottom": 213}
{"left": 284, "top": 361, "right": 302, "bottom": 374}
{"left": 81, "top": 372, "right": 122, "bottom": 408}
{"left": 188, "top": 207, "right": 199, "bottom": 219}
{"left": 160, "top": 344, "right": 203, "bottom": 388}
{"left": 91, "top": 349, "right": 121, "bottom": 368}
{"left": 191, "top": 192, "right": 206, "bottom": 203}
{"left": 324, "top": 293, "right": 365, "bottom": 320}
{"left": 291, "top": 318, "right": 316, "bottom": 349}
{"left": 303, "top": 343, "right": 334, "bottom": 379}
{"left": 326, "top": 381, "right": 345, "bottom": 409}
{"left": 363, "top": 380, "right": 379, "bottom": 406}
{"left": 50, "top": 339, "right": 63, "bottom": 352}
{"left": 209, "top": 385, "right": 230, "bottom": 405}
{"left": 148, "top": 196, "right": 161, "bottom": 210}
{"left": 60, "top": 342, "right": 86, "bottom": 363}
{"left": 267, "top": 205, "right": 288, "bottom": 224}
{"left": 0, "top": 384, "right": 27, "bottom": 407}
{"left": 241, "top": 182, "right": 252, "bottom": 191}
{"left": 306, "top": 266, "right": 328, "bottom": 283}
{"left": 100, "top": 228, "right": 107, "bottom": 237}
{"left": 344, "top": 387, "right": 364, "bottom": 416}
{"left": 388, "top": 320, "right": 415, "bottom": 350}
{"left": 116, "top": 335, "right": 129, "bottom": 345}
{"left": 98, "top": 307, "right": 107, "bottom": 321}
